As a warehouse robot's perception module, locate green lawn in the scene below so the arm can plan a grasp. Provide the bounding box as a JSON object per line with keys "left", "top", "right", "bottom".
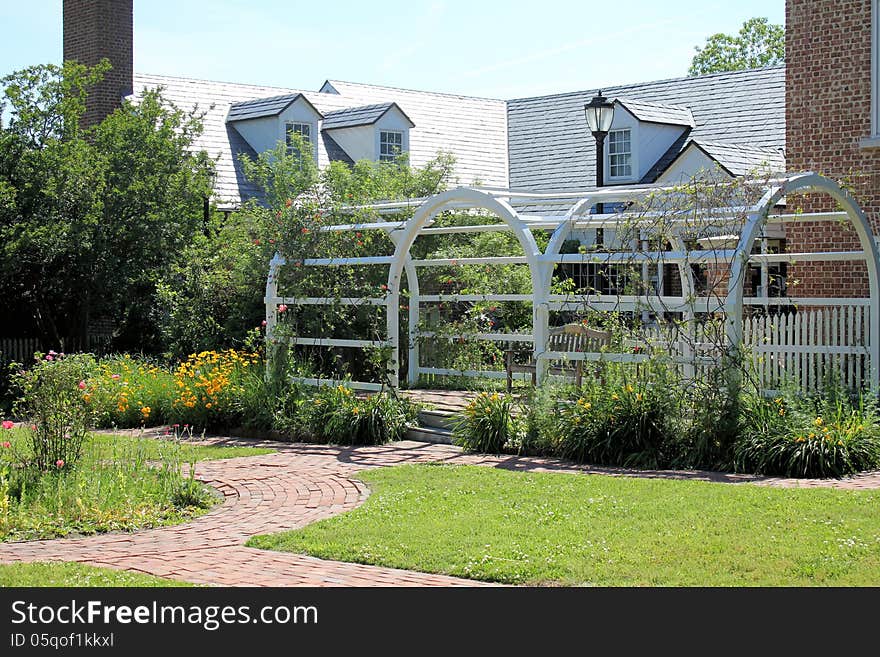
{"left": 248, "top": 464, "right": 880, "bottom": 586}
{"left": 0, "top": 562, "right": 193, "bottom": 587}
{"left": 1, "top": 430, "right": 274, "bottom": 542}
{"left": 85, "top": 432, "right": 275, "bottom": 461}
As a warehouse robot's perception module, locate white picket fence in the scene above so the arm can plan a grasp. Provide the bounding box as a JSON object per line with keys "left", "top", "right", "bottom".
{"left": 743, "top": 306, "right": 869, "bottom": 392}
{"left": 637, "top": 305, "right": 870, "bottom": 392}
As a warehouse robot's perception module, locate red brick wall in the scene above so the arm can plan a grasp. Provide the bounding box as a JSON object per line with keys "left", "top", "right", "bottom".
{"left": 62, "top": 0, "right": 133, "bottom": 127}
{"left": 786, "top": 0, "right": 877, "bottom": 297}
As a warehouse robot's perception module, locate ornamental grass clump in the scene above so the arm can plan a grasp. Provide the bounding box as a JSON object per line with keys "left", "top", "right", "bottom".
{"left": 554, "top": 361, "right": 679, "bottom": 469}
{"left": 734, "top": 388, "right": 880, "bottom": 478}
{"left": 10, "top": 353, "right": 96, "bottom": 471}
{"left": 295, "top": 385, "right": 418, "bottom": 445}
{"left": 452, "top": 391, "right": 522, "bottom": 453}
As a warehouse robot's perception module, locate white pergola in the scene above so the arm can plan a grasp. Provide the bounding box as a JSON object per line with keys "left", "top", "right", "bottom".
{"left": 265, "top": 173, "right": 880, "bottom": 392}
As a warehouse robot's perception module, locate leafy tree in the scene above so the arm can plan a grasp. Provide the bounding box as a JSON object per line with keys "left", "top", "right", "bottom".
{"left": 0, "top": 61, "right": 213, "bottom": 352}
{"left": 689, "top": 17, "right": 784, "bottom": 76}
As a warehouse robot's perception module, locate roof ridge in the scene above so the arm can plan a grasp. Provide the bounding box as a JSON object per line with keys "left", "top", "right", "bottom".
{"left": 323, "top": 102, "right": 394, "bottom": 115}
{"left": 508, "top": 64, "right": 785, "bottom": 103}
{"left": 135, "top": 72, "right": 313, "bottom": 95}
{"left": 326, "top": 79, "right": 505, "bottom": 102}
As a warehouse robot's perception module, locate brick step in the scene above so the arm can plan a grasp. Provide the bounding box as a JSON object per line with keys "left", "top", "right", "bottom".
{"left": 405, "top": 425, "right": 454, "bottom": 444}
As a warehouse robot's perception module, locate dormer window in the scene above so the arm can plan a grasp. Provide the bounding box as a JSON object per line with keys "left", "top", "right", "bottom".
{"left": 380, "top": 130, "right": 404, "bottom": 161}
{"left": 286, "top": 122, "right": 312, "bottom": 152}
{"left": 608, "top": 129, "right": 632, "bottom": 178}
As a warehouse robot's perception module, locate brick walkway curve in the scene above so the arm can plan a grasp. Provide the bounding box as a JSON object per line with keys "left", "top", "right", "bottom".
{"left": 2, "top": 436, "right": 880, "bottom": 587}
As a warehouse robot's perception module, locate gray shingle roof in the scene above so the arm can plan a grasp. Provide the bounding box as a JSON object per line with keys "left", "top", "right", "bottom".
{"left": 508, "top": 66, "right": 786, "bottom": 191}
{"left": 694, "top": 140, "right": 785, "bottom": 176}
{"left": 322, "top": 102, "right": 414, "bottom": 130}
{"left": 615, "top": 98, "right": 695, "bottom": 127}
{"left": 134, "top": 73, "right": 509, "bottom": 209}
{"left": 325, "top": 80, "right": 509, "bottom": 188}
{"left": 226, "top": 93, "right": 322, "bottom": 121}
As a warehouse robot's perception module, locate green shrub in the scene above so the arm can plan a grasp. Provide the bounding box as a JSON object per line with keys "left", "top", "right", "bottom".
{"left": 554, "top": 361, "right": 679, "bottom": 468}
{"left": 10, "top": 353, "right": 97, "bottom": 470}
{"left": 453, "top": 392, "right": 522, "bottom": 453}
{"left": 734, "top": 389, "right": 880, "bottom": 478}
{"left": 295, "top": 386, "right": 418, "bottom": 445}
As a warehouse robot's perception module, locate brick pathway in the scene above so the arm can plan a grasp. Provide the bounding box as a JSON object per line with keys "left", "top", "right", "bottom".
{"left": 2, "top": 436, "right": 879, "bottom": 587}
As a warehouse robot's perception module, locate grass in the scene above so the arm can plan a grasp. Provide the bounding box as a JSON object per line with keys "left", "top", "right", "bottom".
{"left": 248, "top": 464, "right": 880, "bottom": 586}
{"left": 1, "top": 429, "right": 274, "bottom": 542}
{"left": 0, "top": 562, "right": 193, "bottom": 587}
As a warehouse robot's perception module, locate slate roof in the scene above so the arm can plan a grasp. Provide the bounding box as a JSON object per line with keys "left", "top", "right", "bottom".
{"left": 694, "top": 140, "right": 786, "bottom": 176}
{"left": 133, "top": 73, "right": 509, "bottom": 209}
{"left": 321, "top": 103, "right": 414, "bottom": 130}
{"left": 507, "top": 66, "right": 786, "bottom": 192}
{"left": 615, "top": 98, "right": 695, "bottom": 127}
{"left": 323, "top": 80, "right": 509, "bottom": 188}
{"left": 226, "top": 93, "right": 322, "bottom": 121}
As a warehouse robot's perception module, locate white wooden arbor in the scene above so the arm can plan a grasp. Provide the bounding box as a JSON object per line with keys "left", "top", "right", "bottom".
{"left": 265, "top": 172, "right": 880, "bottom": 392}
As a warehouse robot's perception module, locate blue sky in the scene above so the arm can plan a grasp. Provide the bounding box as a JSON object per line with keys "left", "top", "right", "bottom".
{"left": 1, "top": 1, "right": 784, "bottom": 98}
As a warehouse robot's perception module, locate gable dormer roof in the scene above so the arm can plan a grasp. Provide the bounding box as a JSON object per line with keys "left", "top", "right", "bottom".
{"left": 322, "top": 102, "right": 415, "bottom": 130}
{"left": 226, "top": 93, "right": 323, "bottom": 122}
{"left": 614, "top": 98, "right": 695, "bottom": 128}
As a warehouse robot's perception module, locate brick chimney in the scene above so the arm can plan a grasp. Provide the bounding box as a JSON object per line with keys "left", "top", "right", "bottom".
{"left": 63, "top": 0, "right": 133, "bottom": 127}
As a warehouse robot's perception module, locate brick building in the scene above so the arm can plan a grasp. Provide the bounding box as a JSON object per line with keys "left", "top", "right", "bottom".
{"left": 786, "top": 0, "right": 880, "bottom": 297}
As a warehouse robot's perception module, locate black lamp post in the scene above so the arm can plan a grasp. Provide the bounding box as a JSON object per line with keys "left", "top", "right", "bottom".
{"left": 584, "top": 91, "right": 615, "bottom": 217}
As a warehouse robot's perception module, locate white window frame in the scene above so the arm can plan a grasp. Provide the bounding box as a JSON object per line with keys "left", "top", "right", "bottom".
{"left": 379, "top": 130, "right": 404, "bottom": 162}
{"left": 285, "top": 121, "right": 313, "bottom": 152}
{"left": 607, "top": 128, "right": 633, "bottom": 180}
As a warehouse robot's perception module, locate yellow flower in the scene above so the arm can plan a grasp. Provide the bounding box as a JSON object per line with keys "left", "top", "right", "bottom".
{"left": 624, "top": 384, "right": 634, "bottom": 394}
{"left": 635, "top": 393, "right": 643, "bottom": 402}
{"left": 490, "top": 393, "right": 500, "bottom": 402}
{"left": 140, "top": 406, "right": 151, "bottom": 418}
{"left": 814, "top": 417, "right": 823, "bottom": 426}
{"left": 352, "top": 407, "right": 360, "bottom": 414}
{"left": 611, "top": 393, "right": 619, "bottom": 401}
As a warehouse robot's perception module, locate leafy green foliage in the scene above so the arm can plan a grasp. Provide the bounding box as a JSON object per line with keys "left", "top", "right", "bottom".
{"left": 452, "top": 391, "right": 522, "bottom": 453}
{"left": 10, "top": 352, "right": 96, "bottom": 470}
{"left": 294, "top": 385, "right": 418, "bottom": 445}
{"left": 689, "top": 17, "right": 784, "bottom": 76}
{"left": 0, "top": 62, "right": 214, "bottom": 352}
{"left": 735, "top": 389, "right": 880, "bottom": 478}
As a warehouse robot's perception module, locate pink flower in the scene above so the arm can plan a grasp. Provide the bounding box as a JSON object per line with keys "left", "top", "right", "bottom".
{"left": 55, "top": 459, "right": 64, "bottom": 468}
{"left": 2, "top": 441, "right": 10, "bottom": 449}
{"left": 253, "top": 238, "right": 261, "bottom": 246}
{"left": 48, "top": 350, "right": 57, "bottom": 356}
{"left": 278, "top": 304, "right": 288, "bottom": 313}
{"left": 301, "top": 227, "right": 310, "bottom": 234}
{"left": 78, "top": 380, "right": 87, "bottom": 390}
{"left": 261, "top": 320, "right": 267, "bottom": 327}
{"left": 30, "top": 424, "right": 36, "bottom": 431}
{"left": 111, "top": 374, "right": 121, "bottom": 380}
{"left": 173, "top": 424, "right": 180, "bottom": 428}
{"left": 45, "top": 355, "right": 54, "bottom": 361}
{"left": 381, "top": 284, "right": 388, "bottom": 291}
{"left": 1, "top": 420, "right": 13, "bottom": 430}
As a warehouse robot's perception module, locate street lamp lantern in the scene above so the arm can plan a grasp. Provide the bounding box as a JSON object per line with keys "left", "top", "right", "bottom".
{"left": 584, "top": 91, "right": 615, "bottom": 219}
{"left": 584, "top": 91, "right": 615, "bottom": 136}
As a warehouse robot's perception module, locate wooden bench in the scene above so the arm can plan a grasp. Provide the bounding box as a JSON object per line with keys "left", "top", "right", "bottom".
{"left": 505, "top": 323, "right": 612, "bottom": 391}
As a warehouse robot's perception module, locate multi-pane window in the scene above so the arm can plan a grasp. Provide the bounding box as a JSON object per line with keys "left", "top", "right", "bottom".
{"left": 285, "top": 122, "right": 312, "bottom": 153}
{"left": 608, "top": 129, "right": 632, "bottom": 178}
{"left": 380, "top": 130, "right": 404, "bottom": 161}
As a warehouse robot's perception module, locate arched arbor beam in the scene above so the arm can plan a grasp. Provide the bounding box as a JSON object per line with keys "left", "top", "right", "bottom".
{"left": 724, "top": 172, "right": 880, "bottom": 391}
{"left": 386, "top": 188, "right": 544, "bottom": 388}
